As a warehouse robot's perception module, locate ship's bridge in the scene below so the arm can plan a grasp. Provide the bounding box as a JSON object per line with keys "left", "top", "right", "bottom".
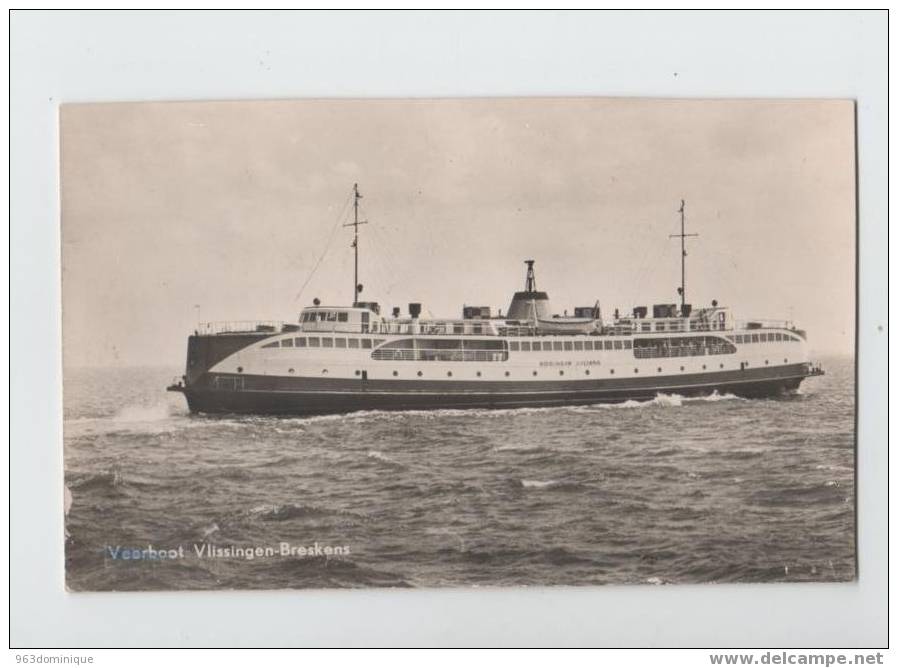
{"left": 299, "top": 305, "right": 383, "bottom": 334}
{"left": 298, "top": 304, "right": 505, "bottom": 337}
{"left": 616, "top": 305, "right": 732, "bottom": 335}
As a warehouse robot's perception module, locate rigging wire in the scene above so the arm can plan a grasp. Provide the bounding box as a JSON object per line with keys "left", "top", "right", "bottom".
{"left": 365, "top": 214, "right": 401, "bottom": 286}
{"left": 629, "top": 217, "right": 673, "bottom": 307}
{"left": 362, "top": 213, "right": 401, "bottom": 304}
{"left": 358, "top": 201, "right": 406, "bottom": 300}
{"left": 294, "top": 190, "right": 354, "bottom": 302}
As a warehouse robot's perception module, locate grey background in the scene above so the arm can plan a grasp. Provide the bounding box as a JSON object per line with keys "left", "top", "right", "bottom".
{"left": 10, "top": 10, "right": 887, "bottom": 647}
{"left": 59, "top": 97, "right": 857, "bottom": 367}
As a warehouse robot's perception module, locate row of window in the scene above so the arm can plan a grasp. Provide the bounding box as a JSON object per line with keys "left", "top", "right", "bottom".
{"left": 735, "top": 332, "right": 800, "bottom": 344}
{"left": 300, "top": 310, "right": 350, "bottom": 323}
{"left": 270, "top": 337, "right": 632, "bottom": 353}
{"left": 263, "top": 332, "right": 801, "bottom": 353}
{"left": 372, "top": 350, "right": 509, "bottom": 362}
{"left": 262, "top": 337, "right": 386, "bottom": 349}
{"left": 509, "top": 339, "right": 632, "bottom": 352}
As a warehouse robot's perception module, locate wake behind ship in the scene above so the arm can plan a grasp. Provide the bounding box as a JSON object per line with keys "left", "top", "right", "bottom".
{"left": 168, "top": 185, "right": 824, "bottom": 415}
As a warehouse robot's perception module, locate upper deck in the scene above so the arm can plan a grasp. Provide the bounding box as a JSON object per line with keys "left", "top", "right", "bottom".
{"left": 195, "top": 304, "right": 805, "bottom": 340}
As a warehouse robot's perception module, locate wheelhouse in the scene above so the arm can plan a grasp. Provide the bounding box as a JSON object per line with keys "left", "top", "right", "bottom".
{"left": 299, "top": 306, "right": 379, "bottom": 334}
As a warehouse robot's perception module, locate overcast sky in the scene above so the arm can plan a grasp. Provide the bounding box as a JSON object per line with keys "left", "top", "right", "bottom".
{"left": 61, "top": 97, "right": 855, "bottom": 367}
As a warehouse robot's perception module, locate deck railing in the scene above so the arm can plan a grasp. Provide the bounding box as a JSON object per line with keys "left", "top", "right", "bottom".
{"left": 196, "top": 321, "right": 285, "bottom": 335}
{"left": 196, "top": 317, "right": 797, "bottom": 340}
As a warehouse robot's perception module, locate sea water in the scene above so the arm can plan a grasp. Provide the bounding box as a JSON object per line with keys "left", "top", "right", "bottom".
{"left": 63, "top": 356, "right": 855, "bottom": 590}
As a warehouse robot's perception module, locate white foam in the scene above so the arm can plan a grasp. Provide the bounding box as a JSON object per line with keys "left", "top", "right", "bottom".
{"left": 65, "top": 399, "right": 193, "bottom": 437}
{"left": 112, "top": 402, "right": 172, "bottom": 423}
{"left": 494, "top": 443, "right": 543, "bottom": 452}
{"left": 694, "top": 391, "right": 741, "bottom": 402}
{"left": 366, "top": 450, "right": 404, "bottom": 467}
{"left": 652, "top": 393, "right": 684, "bottom": 407}
{"left": 584, "top": 395, "right": 680, "bottom": 409}
{"left": 815, "top": 464, "right": 852, "bottom": 472}
{"left": 259, "top": 392, "right": 745, "bottom": 427}
{"left": 248, "top": 503, "right": 276, "bottom": 516}
{"left": 521, "top": 479, "right": 558, "bottom": 489}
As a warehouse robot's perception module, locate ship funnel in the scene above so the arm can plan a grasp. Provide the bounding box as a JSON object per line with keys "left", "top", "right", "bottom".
{"left": 506, "top": 260, "right": 552, "bottom": 321}
{"left": 408, "top": 303, "right": 422, "bottom": 319}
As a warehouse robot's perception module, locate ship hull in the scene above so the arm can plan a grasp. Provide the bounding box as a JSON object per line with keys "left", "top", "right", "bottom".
{"left": 179, "top": 363, "right": 809, "bottom": 416}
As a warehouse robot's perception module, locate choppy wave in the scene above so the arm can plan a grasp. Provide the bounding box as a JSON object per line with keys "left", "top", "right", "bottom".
{"left": 516, "top": 479, "right": 586, "bottom": 492}
{"left": 61, "top": 390, "right": 752, "bottom": 438}
{"left": 65, "top": 400, "right": 192, "bottom": 437}
{"left": 571, "top": 391, "right": 744, "bottom": 411}
{"left": 494, "top": 443, "right": 545, "bottom": 452}
{"left": 200, "top": 522, "right": 219, "bottom": 538}
{"left": 67, "top": 470, "right": 124, "bottom": 491}
{"left": 114, "top": 402, "right": 174, "bottom": 422}
{"left": 63, "top": 360, "right": 855, "bottom": 590}
{"left": 252, "top": 503, "right": 331, "bottom": 521}
{"left": 520, "top": 479, "right": 557, "bottom": 488}
{"left": 366, "top": 450, "right": 407, "bottom": 468}
{"left": 246, "top": 503, "right": 366, "bottom": 522}
{"left": 264, "top": 394, "right": 745, "bottom": 426}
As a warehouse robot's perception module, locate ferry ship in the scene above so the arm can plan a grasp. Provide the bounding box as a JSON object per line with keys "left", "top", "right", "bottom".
{"left": 168, "top": 185, "right": 824, "bottom": 415}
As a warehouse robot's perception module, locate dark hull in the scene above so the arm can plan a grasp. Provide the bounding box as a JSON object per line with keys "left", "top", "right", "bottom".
{"left": 175, "top": 364, "right": 811, "bottom": 416}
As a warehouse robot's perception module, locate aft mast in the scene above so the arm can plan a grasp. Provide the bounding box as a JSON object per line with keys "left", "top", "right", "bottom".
{"left": 669, "top": 199, "right": 698, "bottom": 313}
{"left": 344, "top": 183, "right": 368, "bottom": 305}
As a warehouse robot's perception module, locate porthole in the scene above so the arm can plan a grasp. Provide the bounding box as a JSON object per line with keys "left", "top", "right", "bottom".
{"left": 765, "top": 360, "right": 769, "bottom": 365}
{"left": 417, "top": 371, "right": 423, "bottom": 377}
{"left": 585, "top": 369, "right": 590, "bottom": 376}
{"left": 702, "top": 364, "right": 706, "bottom": 370}
{"left": 634, "top": 368, "right": 639, "bottom": 374}
{"left": 657, "top": 367, "right": 662, "bottom": 373}
{"left": 354, "top": 369, "right": 360, "bottom": 376}
{"left": 558, "top": 370, "right": 564, "bottom": 376}
{"left": 679, "top": 366, "right": 684, "bottom": 372}
{"left": 505, "top": 371, "right": 511, "bottom": 377}
{"left": 322, "top": 369, "right": 328, "bottom": 375}
{"left": 476, "top": 371, "right": 482, "bottom": 377}
{"left": 236, "top": 366, "right": 243, "bottom": 373}
{"left": 447, "top": 371, "right": 453, "bottom": 378}
{"left": 784, "top": 358, "right": 788, "bottom": 363}
{"left": 392, "top": 370, "right": 398, "bottom": 377}
{"left": 532, "top": 370, "right": 538, "bottom": 376}
{"left": 610, "top": 369, "right": 615, "bottom": 375}
{"left": 719, "top": 364, "right": 724, "bottom": 369}
{"left": 288, "top": 368, "right": 295, "bottom": 374}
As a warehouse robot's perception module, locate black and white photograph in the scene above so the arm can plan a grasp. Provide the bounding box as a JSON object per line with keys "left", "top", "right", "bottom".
{"left": 60, "top": 96, "right": 856, "bottom": 592}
